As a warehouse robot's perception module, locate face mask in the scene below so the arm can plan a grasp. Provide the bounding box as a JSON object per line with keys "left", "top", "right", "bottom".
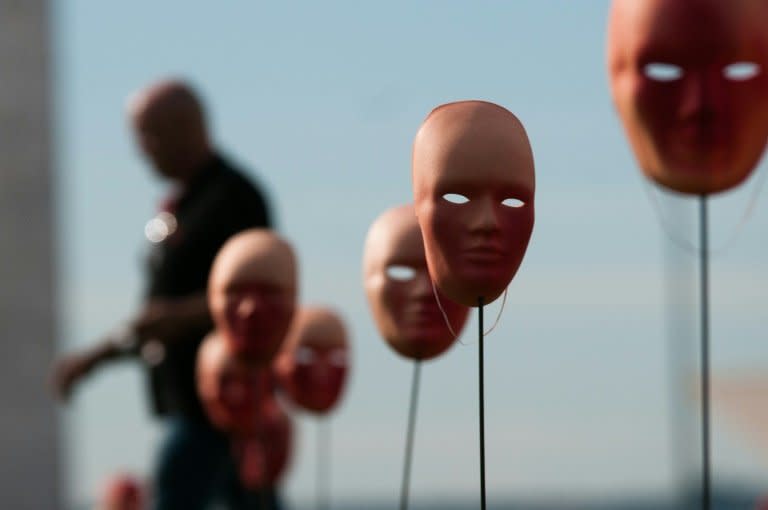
{"left": 364, "top": 204, "right": 469, "bottom": 359}
{"left": 412, "top": 101, "right": 535, "bottom": 307}
{"left": 275, "top": 307, "right": 349, "bottom": 414}
{"left": 608, "top": 0, "right": 768, "bottom": 194}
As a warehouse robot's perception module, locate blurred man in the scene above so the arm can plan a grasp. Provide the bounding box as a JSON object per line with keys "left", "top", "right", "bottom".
{"left": 52, "top": 79, "right": 275, "bottom": 509}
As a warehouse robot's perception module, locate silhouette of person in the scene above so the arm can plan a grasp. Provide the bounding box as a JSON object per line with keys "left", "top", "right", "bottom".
{"left": 52, "top": 79, "right": 276, "bottom": 509}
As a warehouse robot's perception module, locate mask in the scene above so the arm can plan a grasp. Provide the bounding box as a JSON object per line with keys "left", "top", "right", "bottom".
{"left": 235, "top": 399, "right": 292, "bottom": 490}
{"left": 607, "top": 0, "right": 768, "bottom": 194}
{"left": 275, "top": 307, "right": 349, "bottom": 414}
{"left": 196, "top": 333, "right": 275, "bottom": 435}
{"left": 364, "top": 204, "right": 469, "bottom": 360}
{"left": 209, "top": 229, "right": 298, "bottom": 362}
{"left": 412, "top": 101, "right": 535, "bottom": 307}
{"left": 100, "top": 473, "right": 145, "bottom": 510}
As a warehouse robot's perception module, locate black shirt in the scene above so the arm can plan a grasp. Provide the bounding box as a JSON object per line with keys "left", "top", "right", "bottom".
{"left": 145, "top": 153, "right": 272, "bottom": 419}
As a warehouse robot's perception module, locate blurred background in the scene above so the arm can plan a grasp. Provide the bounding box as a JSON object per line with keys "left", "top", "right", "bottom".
{"left": 2, "top": 1, "right": 768, "bottom": 508}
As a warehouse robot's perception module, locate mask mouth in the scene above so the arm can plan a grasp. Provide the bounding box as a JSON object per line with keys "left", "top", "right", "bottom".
{"left": 676, "top": 118, "right": 724, "bottom": 146}
{"left": 664, "top": 120, "right": 729, "bottom": 168}
{"left": 298, "top": 366, "right": 343, "bottom": 398}
{"left": 462, "top": 246, "right": 506, "bottom": 263}
{"left": 230, "top": 314, "right": 273, "bottom": 344}
{"left": 403, "top": 303, "right": 443, "bottom": 327}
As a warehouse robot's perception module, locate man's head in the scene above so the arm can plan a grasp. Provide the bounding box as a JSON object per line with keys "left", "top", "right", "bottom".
{"left": 363, "top": 204, "right": 469, "bottom": 360}
{"left": 607, "top": 0, "right": 768, "bottom": 194}
{"left": 412, "top": 100, "right": 535, "bottom": 307}
{"left": 208, "top": 229, "right": 298, "bottom": 362}
{"left": 274, "top": 307, "right": 349, "bottom": 414}
{"left": 127, "top": 79, "right": 213, "bottom": 182}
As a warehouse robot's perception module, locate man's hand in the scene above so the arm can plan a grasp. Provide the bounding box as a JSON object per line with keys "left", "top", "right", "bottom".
{"left": 50, "top": 339, "right": 125, "bottom": 402}
{"left": 50, "top": 294, "right": 211, "bottom": 402}
{"left": 51, "top": 351, "right": 100, "bottom": 402}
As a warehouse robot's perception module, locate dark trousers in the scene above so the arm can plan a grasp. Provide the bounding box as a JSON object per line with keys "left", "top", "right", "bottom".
{"left": 153, "top": 416, "right": 282, "bottom": 510}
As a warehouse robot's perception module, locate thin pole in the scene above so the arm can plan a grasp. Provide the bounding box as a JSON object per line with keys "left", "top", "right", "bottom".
{"left": 699, "top": 195, "right": 711, "bottom": 510}
{"left": 399, "top": 360, "right": 423, "bottom": 510}
{"left": 317, "top": 420, "right": 329, "bottom": 510}
{"left": 478, "top": 296, "right": 486, "bottom": 510}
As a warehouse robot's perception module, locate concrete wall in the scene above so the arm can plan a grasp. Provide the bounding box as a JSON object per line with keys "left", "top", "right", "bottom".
{"left": 0, "top": 1, "right": 60, "bottom": 508}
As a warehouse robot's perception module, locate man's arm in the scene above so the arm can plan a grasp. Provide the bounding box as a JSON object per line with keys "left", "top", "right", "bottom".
{"left": 51, "top": 293, "right": 212, "bottom": 402}
{"left": 132, "top": 293, "right": 212, "bottom": 347}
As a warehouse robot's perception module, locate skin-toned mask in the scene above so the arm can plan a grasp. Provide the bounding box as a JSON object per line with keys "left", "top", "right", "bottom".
{"left": 234, "top": 401, "right": 292, "bottom": 491}
{"left": 196, "top": 331, "right": 276, "bottom": 435}
{"left": 412, "top": 100, "right": 535, "bottom": 307}
{"left": 274, "top": 307, "right": 349, "bottom": 414}
{"left": 363, "top": 204, "right": 469, "bottom": 360}
{"left": 208, "top": 229, "right": 297, "bottom": 363}
{"left": 607, "top": 0, "right": 768, "bottom": 194}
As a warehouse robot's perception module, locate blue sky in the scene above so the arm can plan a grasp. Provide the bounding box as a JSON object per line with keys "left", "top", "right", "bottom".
{"left": 54, "top": 1, "right": 768, "bottom": 507}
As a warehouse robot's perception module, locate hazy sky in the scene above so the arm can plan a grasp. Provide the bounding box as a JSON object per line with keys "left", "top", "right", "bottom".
{"left": 54, "top": 1, "right": 768, "bottom": 507}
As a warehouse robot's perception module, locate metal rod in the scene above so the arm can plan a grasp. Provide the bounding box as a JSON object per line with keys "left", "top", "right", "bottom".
{"left": 399, "top": 360, "right": 423, "bottom": 510}
{"left": 699, "top": 195, "right": 711, "bottom": 510}
{"left": 317, "top": 420, "right": 329, "bottom": 510}
{"left": 479, "top": 296, "right": 486, "bottom": 510}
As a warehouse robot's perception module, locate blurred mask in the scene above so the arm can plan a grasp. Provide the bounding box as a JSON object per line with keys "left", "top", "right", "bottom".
{"left": 209, "top": 229, "right": 297, "bottom": 362}
{"left": 99, "top": 473, "right": 145, "bottom": 510}
{"left": 363, "top": 204, "right": 469, "bottom": 360}
{"left": 234, "top": 400, "right": 293, "bottom": 490}
{"left": 275, "top": 307, "right": 349, "bottom": 414}
{"left": 197, "top": 333, "right": 276, "bottom": 435}
{"left": 607, "top": 0, "right": 768, "bottom": 194}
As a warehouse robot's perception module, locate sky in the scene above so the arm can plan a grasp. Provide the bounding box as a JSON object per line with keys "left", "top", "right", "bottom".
{"left": 53, "top": 1, "right": 768, "bottom": 508}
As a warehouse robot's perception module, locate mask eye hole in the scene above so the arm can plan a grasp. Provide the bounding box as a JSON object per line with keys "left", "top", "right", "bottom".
{"left": 644, "top": 62, "right": 684, "bottom": 82}
{"left": 501, "top": 198, "right": 525, "bottom": 208}
{"left": 329, "top": 349, "right": 347, "bottom": 367}
{"left": 442, "top": 193, "right": 469, "bottom": 204}
{"left": 296, "top": 346, "right": 315, "bottom": 365}
{"left": 723, "top": 61, "right": 761, "bottom": 81}
{"left": 386, "top": 265, "right": 416, "bottom": 282}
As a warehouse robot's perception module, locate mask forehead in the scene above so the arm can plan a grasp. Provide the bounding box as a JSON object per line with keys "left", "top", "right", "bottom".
{"left": 288, "top": 307, "right": 347, "bottom": 352}
{"left": 364, "top": 205, "right": 426, "bottom": 277}
{"left": 411, "top": 101, "right": 536, "bottom": 306}
{"left": 610, "top": 0, "right": 768, "bottom": 68}
{"left": 413, "top": 101, "right": 535, "bottom": 203}
{"left": 607, "top": 0, "right": 768, "bottom": 194}
{"left": 210, "top": 229, "right": 297, "bottom": 295}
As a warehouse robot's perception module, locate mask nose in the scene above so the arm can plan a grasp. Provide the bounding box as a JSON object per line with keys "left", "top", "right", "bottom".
{"left": 224, "top": 380, "right": 247, "bottom": 405}
{"left": 469, "top": 196, "right": 500, "bottom": 234}
{"left": 236, "top": 295, "right": 260, "bottom": 319}
{"left": 412, "top": 271, "right": 433, "bottom": 301}
{"left": 679, "top": 70, "right": 720, "bottom": 122}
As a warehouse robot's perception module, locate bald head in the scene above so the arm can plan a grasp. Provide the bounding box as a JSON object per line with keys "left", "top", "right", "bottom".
{"left": 128, "top": 79, "right": 212, "bottom": 181}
